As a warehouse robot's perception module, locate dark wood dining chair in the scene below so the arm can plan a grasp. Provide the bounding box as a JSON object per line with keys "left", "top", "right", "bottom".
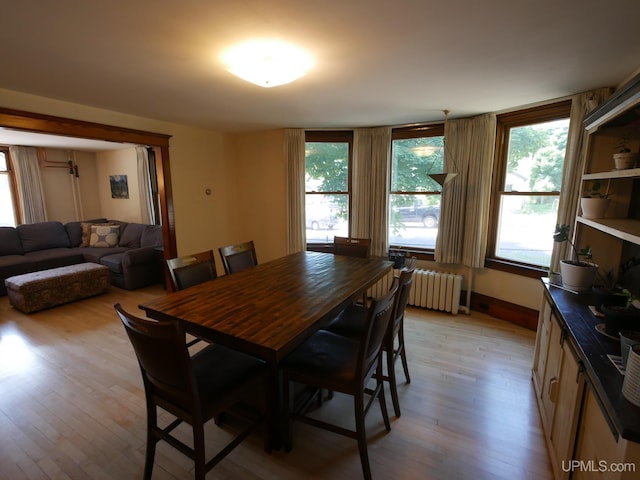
{"left": 114, "top": 304, "right": 268, "bottom": 480}
{"left": 325, "top": 265, "right": 416, "bottom": 417}
{"left": 333, "top": 236, "right": 371, "bottom": 258}
{"left": 166, "top": 249, "right": 217, "bottom": 291}
{"left": 218, "top": 240, "right": 258, "bottom": 275}
{"left": 280, "top": 280, "right": 398, "bottom": 480}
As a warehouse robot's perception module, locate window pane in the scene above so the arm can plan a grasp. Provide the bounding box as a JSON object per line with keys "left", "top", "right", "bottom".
{"left": 493, "top": 112, "right": 569, "bottom": 268}
{"left": 305, "top": 142, "right": 348, "bottom": 192}
{"left": 495, "top": 195, "right": 558, "bottom": 266}
{"left": 391, "top": 137, "right": 444, "bottom": 193}
{"left": 0, "top": 152, "right": 16, "bottom": 227}
{"left": 389, "top": 194, "right": 440, "bottom": 249}
{"left": 305, "top": 193, "right": 348, "bottom": 243}
{"left": 305, "top": 138, "right": 350, "bottom": 244}
{"left": 505, "top": 119, "right": 569, "bottom": 193}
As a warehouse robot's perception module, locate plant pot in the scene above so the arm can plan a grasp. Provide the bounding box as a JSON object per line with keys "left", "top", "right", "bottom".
{"left": 559, "top": 260, "right": 598, "bottom": 293}
{"left": 580, "top": 197, "right": 609, "bottom": 219}
{"left": 601, "top": 305, "right": 640, "bottom": 336}
{"left": 613, "top": 152, "right": 639, "bottom": 170}
{"left": 620, "top": 330, "right": 640, "bottom": 368}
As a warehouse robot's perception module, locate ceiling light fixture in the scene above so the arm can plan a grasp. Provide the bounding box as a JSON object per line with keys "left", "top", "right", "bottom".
{"left": 221, "top": 40, "right": 313, "bottom": 88}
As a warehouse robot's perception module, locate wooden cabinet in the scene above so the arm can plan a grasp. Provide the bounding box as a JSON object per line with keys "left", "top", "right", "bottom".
{"left": 573, "top": 387, "right": 640, "bottom": 480}
{"left": 533, "top": 295, "right": 585, "bottom": 480}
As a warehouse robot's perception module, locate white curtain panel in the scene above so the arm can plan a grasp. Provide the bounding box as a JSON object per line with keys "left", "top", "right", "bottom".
{"left": 435, "top": 113, "right": 496, "bottom": 268}
{"left": 9, "top": 146, "right": 48, "bottom": 223}
{"left": 285, "top": 129, "right": 306, "bottom": 254}
{"left": 353, "top": 127, "right": 391, "bottom": 257}
{"left": 369, "top": 127, "right": 391, "bottom": 257}
{"left": 550, "top": 88, "right": 612, "bottom": 272}
{"left": 352, "top": 128, "right": 373, "bottom": 238}
{"left": 136, "top": 146, "right": 154, "bottom": 224}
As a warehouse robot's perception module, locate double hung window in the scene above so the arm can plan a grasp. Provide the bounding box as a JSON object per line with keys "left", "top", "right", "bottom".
{"left": 389, "top": 125, "right": 444, "bottom": 250}
{"left": 304, "top": 131, "right": 352, "bottom": 245}
{"left": 488, "top": 101, "right": 571, "bottom": 269}
{"left": 0, "top": 148, "right": 18, "bottom": 227}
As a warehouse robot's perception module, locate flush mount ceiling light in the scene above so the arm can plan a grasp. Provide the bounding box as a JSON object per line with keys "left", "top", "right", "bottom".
{"left": 221, "top": 40, "right": 313, "bottom": 88}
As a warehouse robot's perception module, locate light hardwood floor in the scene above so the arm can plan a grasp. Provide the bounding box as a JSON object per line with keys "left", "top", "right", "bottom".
{"left": 0, "top": 285, "right": 552, "bottom": 480}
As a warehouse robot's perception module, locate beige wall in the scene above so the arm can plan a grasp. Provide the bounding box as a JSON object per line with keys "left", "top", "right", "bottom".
{"left": 0, "top": 87, "right": 542, "bottom": 310}
{"left": 96, "top": 149, "right": 141, "bottom": 223}
{"left": 39, "top": 149, "right": 101, "bottom": 223}
{"left": 229, "top": 129, "right": 288, "bottom": 262}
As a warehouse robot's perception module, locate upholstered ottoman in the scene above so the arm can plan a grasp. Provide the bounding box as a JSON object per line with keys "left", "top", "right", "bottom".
{"left": 5, "top": 263, "right": 111, "bottom": 313}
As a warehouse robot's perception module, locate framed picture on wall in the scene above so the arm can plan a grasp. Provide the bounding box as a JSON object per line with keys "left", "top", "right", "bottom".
{"left": 110, "top": 175, "right": 129, "bottom": 199}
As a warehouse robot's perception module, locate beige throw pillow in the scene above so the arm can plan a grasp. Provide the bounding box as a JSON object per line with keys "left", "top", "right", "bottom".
{"left": 89, "top": 224, "right": 120, "bottom": 247}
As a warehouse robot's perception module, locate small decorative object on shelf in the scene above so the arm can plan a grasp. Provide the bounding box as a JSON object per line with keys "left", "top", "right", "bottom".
{"left": 580, "top": 180, "right": 610, "bottom": 219}
{"left": 613, "top": 133, "right": 639, "bottom": 170}
{"left": 553, "top": 224, "right": 598, "bottom": 293}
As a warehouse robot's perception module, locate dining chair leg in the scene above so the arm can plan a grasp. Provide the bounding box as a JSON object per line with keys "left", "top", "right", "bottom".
{"left": 144, "top": 402, "right": 157, "bottom": 480}
{"left": 355, "top": 391, "right": 372, "bottom": 480}
{"left": 398, "top": 323, "right": 411, "bottom": 384}
{"left": 377, "top": 365, "right": 392, "bottom": 432}
{"left": 386, "top": 346, "right": 402, "bottom": 417}
{"left": 193, "top": 423, "right": 206, "bottom": 480}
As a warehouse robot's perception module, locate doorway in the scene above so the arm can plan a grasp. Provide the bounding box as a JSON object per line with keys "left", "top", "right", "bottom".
{"left": 0, "top": 107, "right": 177, "bottom": 259}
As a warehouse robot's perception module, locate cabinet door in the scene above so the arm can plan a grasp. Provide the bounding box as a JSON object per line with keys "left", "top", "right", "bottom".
{"left": 533, "top": 297, "right": 552, "bottom": 398}
{"left": 540, "top": 309, "right": 564, "bottom": 433}
{"left": 548, "top": 339, "right": 585, "bottom": 480}
{"left": 573, "top": 387, "right": 620, "bottom": 480}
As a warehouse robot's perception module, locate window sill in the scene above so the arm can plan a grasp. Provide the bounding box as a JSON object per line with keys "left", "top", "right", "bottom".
{"left": 484, "top": 258, "right": 548, "bottom": 279}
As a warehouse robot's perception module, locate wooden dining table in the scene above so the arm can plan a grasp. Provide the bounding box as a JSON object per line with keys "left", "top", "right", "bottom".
{"left": 138, "top": 250, "right": 393, "bottom": 448}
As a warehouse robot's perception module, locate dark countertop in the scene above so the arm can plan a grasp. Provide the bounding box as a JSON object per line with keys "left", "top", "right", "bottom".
{"left": 542, "top": 279, "right": 640, "bottom": 443}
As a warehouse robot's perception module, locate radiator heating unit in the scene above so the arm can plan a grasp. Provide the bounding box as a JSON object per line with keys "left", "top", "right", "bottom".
{"left": 368, "top": 269, "right": 463, "bottom": 315}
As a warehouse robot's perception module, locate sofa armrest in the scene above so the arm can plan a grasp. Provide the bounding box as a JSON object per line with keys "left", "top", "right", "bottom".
{"left": 122, "top": 246, "right": 158, "bottom": 267}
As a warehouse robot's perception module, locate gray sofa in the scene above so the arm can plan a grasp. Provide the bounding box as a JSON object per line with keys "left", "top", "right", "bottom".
{"left": 0, "top": 219, "right": 164, "bottom": 295}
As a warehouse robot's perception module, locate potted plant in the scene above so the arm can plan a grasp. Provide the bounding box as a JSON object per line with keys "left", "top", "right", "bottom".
{"left": 601, "top": 288, "right": 640, "bottom": 336}
{"left": 613, "top": 133, "right": 639, "bottom": 169}
{"left": 552, "top": 224, "right": 598, "bottom": 293}
{"left": 580, "top": 180, "right": 609, "bottom": 219}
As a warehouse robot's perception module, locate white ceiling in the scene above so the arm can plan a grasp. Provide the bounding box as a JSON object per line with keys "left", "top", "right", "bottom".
{"left": 1, "top": 0, "right": 639, "bottom": 150}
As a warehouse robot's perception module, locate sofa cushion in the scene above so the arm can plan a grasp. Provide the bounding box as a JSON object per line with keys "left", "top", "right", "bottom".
{"left": 0, "top": 227, "right": 23, "bottom": 255}
{"left": 99, "top": 252, "right": 125, "bottom": 274}
{"left": 118, "top": 223, "right": 145, "bottom": 248}
{"left": 23, "top": 248, "right": 86, "bottom": 271}
{"left": 0, "top": 255, "right": 36, "bottom": 295}
{"left": 89, "top": 224, "right": 120, "bottom": 247}
{"left": 65, "top": 218, "right": 107, "bottom": 247}
{"left": 75, "top": 246, "right": 128, "bottom": 264}
{"left": 141, "top": 225, "right": 163, "bottom": 248}
{"left": 17, "top": 221, "right": 71, "bottom": 252}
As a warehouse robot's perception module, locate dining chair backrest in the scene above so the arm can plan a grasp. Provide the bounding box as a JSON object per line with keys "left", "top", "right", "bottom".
{"left": 166, "top": 250, "right": 217, "bottom": 291}
{"left": 218, "top": 240, "right": 258, "bottom": 275}
{"left": 333, "top": 236, "right": 371, "bottom": 258}
{"left": 389, "top": 267, "right": 415, "bottom": 340}
{"left": 115, "top": 304, "right": 196, "bottom": 411}
{"left": 359, "top": 278, "right": 399, "bottom": 380}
